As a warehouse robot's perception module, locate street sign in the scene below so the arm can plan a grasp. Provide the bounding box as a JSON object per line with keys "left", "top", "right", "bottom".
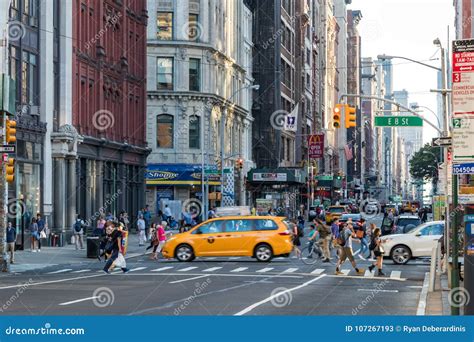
{"left": 452, "top": 39, "right": 474, "bottom": 117}
{"left": 452, "top": 117, "right": 474, "bottom": 161}
{"left": 431, "top": 137, "right": 452, "bottom": 147}
{"left": 308, "top": 134, "right": 324, "bottom": 159}
{"left": 0, "top": 145, "right": 15, "bottom": 154}
{"left": 374, "top": 116, "right": 423, "bottom": 127}
{"left": 453, "top": 163, "right": 474, "bottom": 174}
{"left": 205, "top": 167, "right": 232, "bottom": 174}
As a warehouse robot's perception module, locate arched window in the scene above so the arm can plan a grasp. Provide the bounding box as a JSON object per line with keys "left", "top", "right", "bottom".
{"left": 189, "top": 115, "right": 200, "bottom": 149}
{"left": 156, "top": 114, "right": 174, "bottom": 148}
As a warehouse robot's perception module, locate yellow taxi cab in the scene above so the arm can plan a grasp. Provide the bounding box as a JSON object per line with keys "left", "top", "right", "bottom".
{"left": 325, "top": 205, "right": 347, "bottom": 224}
{"left": 162, "top": 216, "right": 293, "bottom": 262}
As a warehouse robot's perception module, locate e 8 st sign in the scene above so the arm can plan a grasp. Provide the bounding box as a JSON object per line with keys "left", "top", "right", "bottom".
{"left": 374, "top": 116, "right": 423, "bottom": 127}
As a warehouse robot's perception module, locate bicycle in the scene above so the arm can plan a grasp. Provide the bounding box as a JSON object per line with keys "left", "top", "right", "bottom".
{"left": 301, "top": 241, "right": 324, "bottom": 265}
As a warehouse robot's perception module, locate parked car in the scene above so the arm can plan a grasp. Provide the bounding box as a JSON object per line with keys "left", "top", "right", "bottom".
{"left": 162, "top": 216, "right": 293, "bottom": 262}
{"left": 381, "top": 221, "right": 444, "bottom": 264}
{"left": 393, "top": 215, "right": 422, "bottom": 234}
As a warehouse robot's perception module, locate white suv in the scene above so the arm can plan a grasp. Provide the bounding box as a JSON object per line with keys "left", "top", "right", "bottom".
{"left": 381, "top": 221, "right": 444, "bottom": 264}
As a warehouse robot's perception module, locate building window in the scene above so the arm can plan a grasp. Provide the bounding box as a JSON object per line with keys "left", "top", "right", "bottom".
{"left": 10, "top": 0, "right": 19, "bottom": 19}
{"left": 157, "top": 114, "right": 174, "bottom": 148}
{"left": 21, "top": 51, "right": 38, "bottom": 105}
{"left": 188, "top": 14, "right": 199, "bottom": 41}
{"left": 22, "top": 0, "right": 38, "bottom": 26}
{"left": 189, "top": 115, "right": 200, "bottom": 149}
{"left": 189, "top": 58, "right": 200, "bottom": 91}
{"left": 157, "top": 12, "right": 173, "bottom": 40}
{"left": 157, "top": 57, "right": 173, "bottom": 90}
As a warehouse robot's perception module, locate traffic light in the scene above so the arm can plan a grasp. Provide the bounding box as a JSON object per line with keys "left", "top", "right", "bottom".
{"left": 6, "top": 119, "right": 17, "bottom": 144}
{"left": 345, "top": 105, "right": 357, "bottom": 129}
{"left": 333, "top": 104, "right": 343, "bottom": 129}
{"left": 6, "top": 158, "right": 14, "bottom": 183}
{"left": 236, "top": 158, "right": 244, "bottom": 171}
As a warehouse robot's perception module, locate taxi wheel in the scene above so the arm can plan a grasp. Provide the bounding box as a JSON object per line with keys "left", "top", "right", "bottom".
{"left": 175, "top": 244, "right": 195, "bottom": 262}
{"left": 254, "top": 244, "right": 273, "bottom": 262}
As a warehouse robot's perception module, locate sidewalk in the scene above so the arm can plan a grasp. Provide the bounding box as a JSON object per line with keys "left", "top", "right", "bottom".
{"left": 425, "top": 271, "right": 451, "bottom": 315}
{"left": 9, "top": 233, "right": 146, "bottom": 273}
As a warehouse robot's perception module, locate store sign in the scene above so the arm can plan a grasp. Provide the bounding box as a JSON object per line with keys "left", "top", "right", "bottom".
{"left": 308, "top": 134, "right": 324, "bottom": 159}
{"left": 252, "top": 173, "right": 287, "bottom": 182}
{"left": 459, "top": 194, "right": 474, "bottom": 204}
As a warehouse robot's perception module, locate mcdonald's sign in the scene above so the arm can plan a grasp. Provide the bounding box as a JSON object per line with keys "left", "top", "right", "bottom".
{"left": 308, "top": 134, "right": 324, "bottom": 159}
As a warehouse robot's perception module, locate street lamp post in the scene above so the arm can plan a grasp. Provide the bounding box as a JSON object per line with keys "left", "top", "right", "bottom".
{"left": 220, "top": 84, "right": 260, "bottom": 208}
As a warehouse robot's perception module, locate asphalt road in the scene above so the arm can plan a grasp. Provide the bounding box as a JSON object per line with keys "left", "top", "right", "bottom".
{"left": 0, "top": 213, "right": 430, "bottom": 316}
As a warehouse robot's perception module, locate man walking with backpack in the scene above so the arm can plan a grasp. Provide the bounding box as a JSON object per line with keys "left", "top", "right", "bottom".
{"left": 73, "top": 214, "right": 85, "bottom": 250}
{"left": 335, "top": 223, "right": 364, "bottom": 275}
{"left": 314, "top": 218, "right": 331, "bottom": 262}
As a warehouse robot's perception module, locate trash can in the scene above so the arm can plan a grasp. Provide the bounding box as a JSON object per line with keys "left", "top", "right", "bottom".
{"left": 86, "top": 236, "right": 100, "bottom": 258}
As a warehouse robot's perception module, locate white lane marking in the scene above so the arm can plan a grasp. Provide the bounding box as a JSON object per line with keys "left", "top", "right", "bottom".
{"left": 230, "top": 267, "right": 248, "bottom": 273}
{"left": 390, "top": 271, "right": 402, "bottom": 279}
{"left": 202, "top": 267, "right": 222, "bottom": 272}
{"left": 0, "top": 274, "right": 105, "bottom": 290}
{"left": 169, "top": 275, "right": 210, "bottom": 284}
{"left": 407, "top": 285, "right": 423, "bottom": 289}
{"left": 364, "top": 270, "right": 374, "bottom": 278}
{"left": 341, "top": 269, "right": 350, "bottom": 275}
{"left": 282, "top": 268, "right": 298, "bottom": 273}
{"left": 47, "top": 269, "right": 73, "bottom": 274}
{"left": 357, "top": 289, "right": 399, "bottom": 293}
{"left": 256, "top": 267, "right": 274, "bottom": 273}
{"left": 129, "top": 267, "right": 147, "bottom": 272}
{"left": 205, "top": 257, "right": 217, "bottom": 260}
{"left": 151, "top": 266, "right": 174, "bottom": 272}
{"left": 71, "top": 269, "right": 91, "bottom": 273}
{"left": 229, "top": 257, "right": 241, "bottom": 260}
{"left": 234, "top": 275, "right": 327, "bottom": 316}
{"left": 178, "top": 267, "right": 198, "bottom": 272}
{"left": 58, "top": 296, "right": 99, "bottom": 306}
{"left": 326, "top": 274, "right": 406, "bottom": 281}
{"left": 311, "top": 269, "right": 325, "bottom": 275}
{"left": 416, "top": 272, "right": 430, "bottom": 315}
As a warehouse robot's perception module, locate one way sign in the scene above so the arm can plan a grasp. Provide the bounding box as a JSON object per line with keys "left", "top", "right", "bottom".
{"left": 432, "top": 137, "right": 452, "bottom": 147}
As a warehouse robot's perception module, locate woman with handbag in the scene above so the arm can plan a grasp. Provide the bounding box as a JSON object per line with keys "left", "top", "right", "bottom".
{"left": 368, "top": 228, "right": 385, "bottom": 276}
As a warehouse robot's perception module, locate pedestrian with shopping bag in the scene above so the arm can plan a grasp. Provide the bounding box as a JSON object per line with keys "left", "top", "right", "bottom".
{"left": 103, "top": 222, "right": 129, "bottom": 274}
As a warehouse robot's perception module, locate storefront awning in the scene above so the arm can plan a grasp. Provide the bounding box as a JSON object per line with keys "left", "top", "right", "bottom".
{"left": 146, "top": 164, "right": 220, "bottom": 186}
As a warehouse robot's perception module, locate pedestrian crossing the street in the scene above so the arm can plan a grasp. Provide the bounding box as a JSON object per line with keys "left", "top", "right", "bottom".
{"left": 34, "top": 264, "right": 409, "bottom": 280}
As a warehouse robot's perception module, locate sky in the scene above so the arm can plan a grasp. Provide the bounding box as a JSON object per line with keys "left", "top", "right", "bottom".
{"left": 348, "top": 0, "right": 455, "bottom": 143}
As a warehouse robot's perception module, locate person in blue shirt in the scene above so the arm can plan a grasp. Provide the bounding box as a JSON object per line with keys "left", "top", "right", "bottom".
{"left": 6, "top": 222, "right": 16, "bottom": 263}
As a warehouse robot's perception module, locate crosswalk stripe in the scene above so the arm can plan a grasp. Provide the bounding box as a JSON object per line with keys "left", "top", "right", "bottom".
{"left": 178, "top": 267, "right": 198, "bottom": 272}
{"left": 364, "top": 270, "right": 374, "bottom": 277}
{"left": 151, "top": 266, "right": 174, "bottom": 272}
{"left": 341, "top": 269, "right": 350, "bottom": 275}
{"left": 129, "top": 267, "right": 147, "bottom": 272}
{"left": 256, "top": 267, "right": 274, "bottom": 273}
{"left": 282, "top": 268, "right": 298, "bottom": 273}
{"left": 390, "top": 271, "right": 401, "bottom": 279}
{"left": 47, "top": 269, "right": 73, "bottom": 274}
{"left": 202, "top": 267, "right": 222, "bottom": 272}
{"left": 206, "top": 257, "right": 217, "bottom": 260}
{"left": 230, "top": 267, "right": 248, "bottom": 272}
{"left": 72, "top": 269, "right": 91, "bottom": 273}
{"left": 310, "top": 269, "right": 325, "bottom": 275}
{"left": 229, "top": 257, "right": 241, "bottom": 260}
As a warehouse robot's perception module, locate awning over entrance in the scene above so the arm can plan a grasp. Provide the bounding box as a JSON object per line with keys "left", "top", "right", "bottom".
{"left": 247, "top": 168, "right": 306, "bottom": 184}
{"left": 146, "top": 164, "right": 220, "bottom": 186}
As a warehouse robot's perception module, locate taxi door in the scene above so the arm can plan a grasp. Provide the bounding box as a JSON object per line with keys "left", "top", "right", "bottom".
{"left": 189, "top": 220, "right": 228, "bottom": 256}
